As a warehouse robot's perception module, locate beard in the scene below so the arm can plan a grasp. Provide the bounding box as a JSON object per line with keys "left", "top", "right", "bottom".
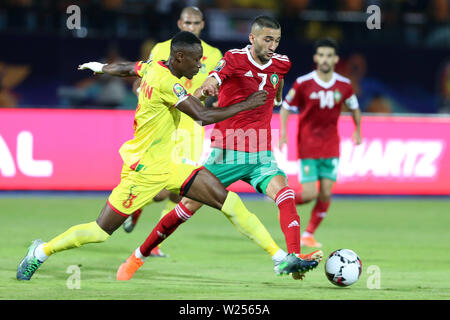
{"left": 319, "top": 64, "right": 332, "bottom": 73}
{"left": 258, "top": 54, "right": 269, "bottom": 64}
{"left": 254, "top": 45, "right": 271, "bottom": 64}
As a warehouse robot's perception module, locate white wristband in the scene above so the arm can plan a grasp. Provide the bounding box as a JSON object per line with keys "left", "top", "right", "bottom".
{"left": 79, "top": 62, "right": 107, "bottom": 73}
{"left": 274, "top": 98, "right": 282, "bottom": 107}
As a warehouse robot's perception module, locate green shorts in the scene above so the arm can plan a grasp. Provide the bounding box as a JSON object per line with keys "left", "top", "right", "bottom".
{"left": 299, "top": 158, "right": 339, "bottom": 183}
{"left": 204, "top": 148, "right": 287, "bottom": 194}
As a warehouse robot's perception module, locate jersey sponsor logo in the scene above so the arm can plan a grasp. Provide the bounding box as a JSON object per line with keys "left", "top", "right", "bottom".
{"left": 339, "top": 139, "right": 444, "bottom": 179}
{"left": 214, "top": 59, "right": 226, "bottom": 72}
{"left": 270, "top": 73, "right": 279, "bottom": 88}
{"left": 173, "top": 83, "right": 187, "bottom": 99}
{"left": 0, "top": 131, "right": 53, "bottom": 178}
{"left": 244, "top": 70, "right": 253, "bottom": 77}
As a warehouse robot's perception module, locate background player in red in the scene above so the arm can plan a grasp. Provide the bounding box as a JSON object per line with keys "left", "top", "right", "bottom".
{"left": 279, "top": 38, "right": 362, "bottom": 248}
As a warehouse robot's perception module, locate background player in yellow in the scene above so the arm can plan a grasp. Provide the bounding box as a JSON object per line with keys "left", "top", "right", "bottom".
{"left": 149, "top": 6, "right": 222, "bottom": 163}
{"left": 16, "top": 32, "right": 318, "bottom": 281}
{"left": 123, "top": 7, "right": 223, "bottom": 255}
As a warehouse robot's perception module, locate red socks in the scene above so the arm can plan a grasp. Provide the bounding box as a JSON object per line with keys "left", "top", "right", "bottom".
{"left": 131, "top": 209, "right": 142, "bottom": 225}
{"left": 275, "top": 187, "right": 301, "bottom": 254}
{"left": 305, "top": 199, "right": 330, "bottom": 234}
{"left": 139, "top": 203, "right": 194, "bottom": 257}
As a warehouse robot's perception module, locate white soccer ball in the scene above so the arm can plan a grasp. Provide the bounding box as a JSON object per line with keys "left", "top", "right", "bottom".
{"left": 325, "top": 249, "right": 362, "bottom": 287}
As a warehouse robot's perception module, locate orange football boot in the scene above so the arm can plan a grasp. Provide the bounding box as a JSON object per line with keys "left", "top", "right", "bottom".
{"left": 116, "top": 253, "right": 145, "bottom": 281}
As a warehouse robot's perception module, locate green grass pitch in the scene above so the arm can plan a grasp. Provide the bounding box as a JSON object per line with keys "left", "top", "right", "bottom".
{"left": 1, "top": 194, "right": 449, "bottom": 300}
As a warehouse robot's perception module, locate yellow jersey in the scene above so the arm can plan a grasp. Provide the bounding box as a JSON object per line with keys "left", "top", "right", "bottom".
{"left": 118, "top": 60, "right": 189, "bottom": 174}
{"left": 149, "top": 39, "right": 222, "bottom": 163}
{"left": 150, "top": 39, "right": 223, "bottom": 94}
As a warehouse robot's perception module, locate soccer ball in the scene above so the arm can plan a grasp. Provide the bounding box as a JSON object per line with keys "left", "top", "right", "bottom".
{"left": 325, "top": 249, "right": 362, "bottom": 287}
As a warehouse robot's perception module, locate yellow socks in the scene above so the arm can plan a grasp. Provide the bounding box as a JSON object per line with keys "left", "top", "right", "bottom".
{"left": 221, "top": 191, "right": 280, "bottom": 256}
{"left": 43, "top": 221, "right": 109, "bottom": 256}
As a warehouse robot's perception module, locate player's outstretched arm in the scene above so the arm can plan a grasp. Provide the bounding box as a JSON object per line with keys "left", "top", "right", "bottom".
{"left": 78, "top": 61, "right": 137, "bottom": 77}
{"left": 177, "top": 90, "right": 268, "bottom": 125}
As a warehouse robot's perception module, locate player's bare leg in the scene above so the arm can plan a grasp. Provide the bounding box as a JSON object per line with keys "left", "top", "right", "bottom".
{"left": 96, "top": 204, "right": 129, "bottom": 234}
{"left": 302, "top": 178, "right": 334, "bottom": 248}
{"left": 294, "top": 181, "right": 318, "bottom": 205}
{"left": 17, "top": 203, "right": 128, "bottom": 280}
{"left": 318, "top": 178, "right": 334, "bottom": 202}
{"left": 180, "top": 197, "right": 203, "bottom": 213}
{"left": 117, "top": 169, "right": 319, "bottom": 280}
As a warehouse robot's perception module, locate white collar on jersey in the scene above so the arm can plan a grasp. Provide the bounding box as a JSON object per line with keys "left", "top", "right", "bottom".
{"left": 312, "top": 70, "right": 337, "bottom": 89}
{"left": 245, "top": 45, "right": 273, "bottom": 70}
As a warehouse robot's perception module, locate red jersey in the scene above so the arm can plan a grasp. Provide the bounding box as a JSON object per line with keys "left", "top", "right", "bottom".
{"left": 208, "top": 45, "right": 291, "bottom": 152}
{"left": 282, "top": 71, "right": 359, "bottom": 159}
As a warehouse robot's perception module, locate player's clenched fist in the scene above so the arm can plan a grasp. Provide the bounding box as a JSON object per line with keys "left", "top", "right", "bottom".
{"left": 78, "top": 62, "right": 106, "bottom": 74}
{"left": 243, "top": 90, "right": 268, "bottom": 109}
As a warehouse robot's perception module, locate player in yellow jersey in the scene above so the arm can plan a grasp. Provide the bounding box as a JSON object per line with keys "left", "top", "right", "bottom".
{"left": 16, "top": 31, "right": 318, "bottom": 281}
{"left": 123, "top": 7, "right": 223, "bottom": 257}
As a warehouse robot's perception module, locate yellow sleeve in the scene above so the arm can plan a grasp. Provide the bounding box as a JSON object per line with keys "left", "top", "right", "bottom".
{"left": 160, "top": 77, "right": 190, "bottom": 108}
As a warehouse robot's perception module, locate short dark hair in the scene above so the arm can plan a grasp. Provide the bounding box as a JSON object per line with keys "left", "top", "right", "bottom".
{"left": 314, "top": 38, "right": 339, "bottom": 55}
{"left": 252, "top": 15, "right": 280, "bottom": 30}
{"left": 171, "top": 31, "right": 201, "bottom": 53}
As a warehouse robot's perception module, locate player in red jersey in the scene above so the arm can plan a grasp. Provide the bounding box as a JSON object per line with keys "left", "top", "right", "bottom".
{"left": 116, "top": 16, "right": 323, "bottom": 281}
{"left": 280, "top": 38, "right": 362, "bottom": 248}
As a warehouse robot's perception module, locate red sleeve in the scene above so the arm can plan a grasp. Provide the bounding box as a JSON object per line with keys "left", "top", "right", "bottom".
{"left": 345, "top": 82, "right": 355, "bottom": 100}
{"left": 274, "top": 54, "right": 292, "bottom": 76}
{"left": 281, "top": 58, "right": 292, "bottom": 77}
